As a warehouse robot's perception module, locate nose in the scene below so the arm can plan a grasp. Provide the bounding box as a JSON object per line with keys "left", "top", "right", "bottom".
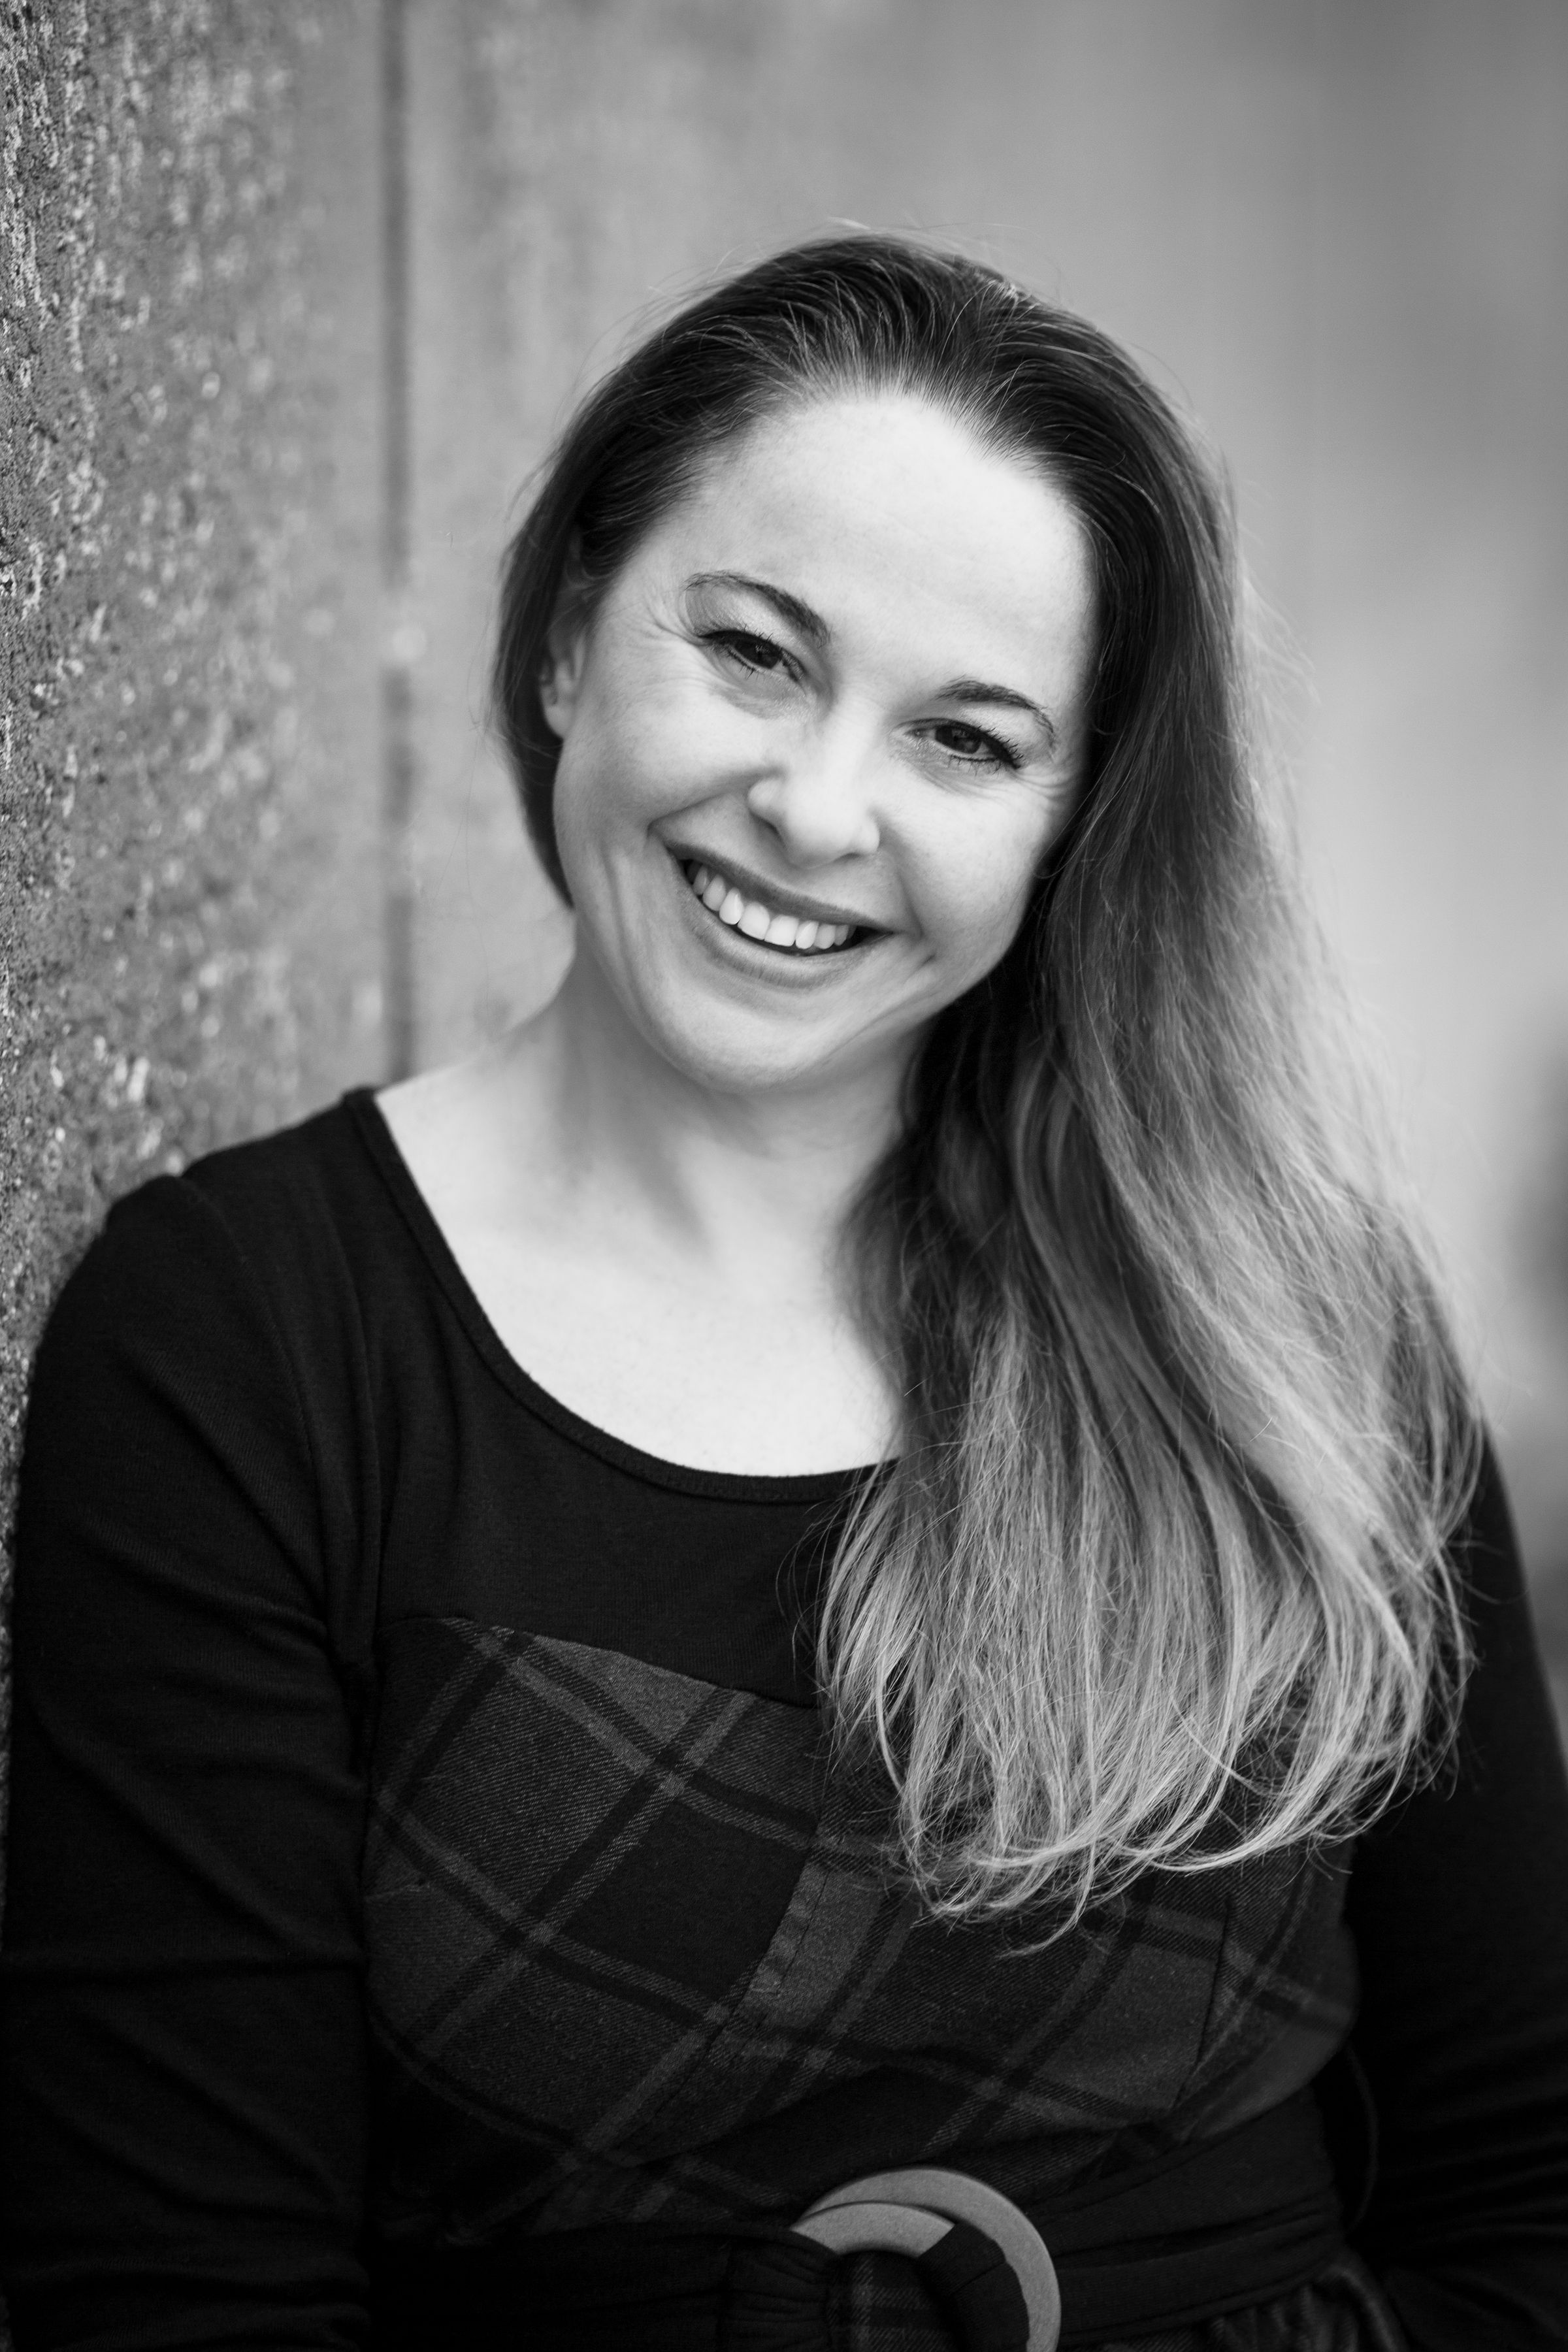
{"left": 743, "top": 711, "right": 883, "bottom": 868}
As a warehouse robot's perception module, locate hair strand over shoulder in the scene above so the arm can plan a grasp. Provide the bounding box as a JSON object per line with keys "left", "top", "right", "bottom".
{"left": 492, "top": 233, "right": 1478, "bottom": 1925}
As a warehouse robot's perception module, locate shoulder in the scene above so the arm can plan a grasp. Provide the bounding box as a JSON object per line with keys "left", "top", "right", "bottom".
{"left": 1448, "top": 1431, "right": 1528, "bottom": 1622}
{"left": 31, "top": 1093, "right": 391, "bottom": 1479}
{"left": 179, "top": 1088, "right": 388, "bottom": 1283}
{"left": 22, "top": 1097, "right": 391, "bottom": 1644}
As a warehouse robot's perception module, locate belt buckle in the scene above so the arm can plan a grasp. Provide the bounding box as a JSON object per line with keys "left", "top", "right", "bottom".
{"left": 792, "top": 2166, "right": 1060, "bottom": 2351}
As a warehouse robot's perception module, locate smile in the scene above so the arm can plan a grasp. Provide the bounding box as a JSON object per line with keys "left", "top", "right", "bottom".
{"left": 681, "top": 861, "right": 864, "bottom": 955}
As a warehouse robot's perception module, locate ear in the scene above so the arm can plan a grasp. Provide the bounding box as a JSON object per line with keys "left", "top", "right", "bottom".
{"left": 538, "top": 539, "right": 591, "bottom": 740}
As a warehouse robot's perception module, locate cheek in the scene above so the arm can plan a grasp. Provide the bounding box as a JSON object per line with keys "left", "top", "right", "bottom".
{"left": 550, "top": 711, "right": 662, "bottom": 878}
{"left": 558, "top": 676, "right": 739, "bottom": 844}
{"left": 546, "top": 738, "right": 599, "bottom": 885}
{"left": 911, "top": 802, "right": 1057, "bottom": 962}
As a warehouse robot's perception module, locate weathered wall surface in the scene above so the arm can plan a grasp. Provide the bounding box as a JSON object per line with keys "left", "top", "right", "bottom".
{"left": 1, "top": 0, "right": 385, "bottom": 1797}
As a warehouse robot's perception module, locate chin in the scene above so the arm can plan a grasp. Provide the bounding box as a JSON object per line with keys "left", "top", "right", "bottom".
{"left": 648, "top": 1016, "right": 843, "bottom": 1099}
{"left": 632, "top": 983, "right": 906, "bottom": 1103}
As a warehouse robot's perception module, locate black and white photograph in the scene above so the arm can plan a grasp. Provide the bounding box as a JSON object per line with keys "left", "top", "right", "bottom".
{"left": 1, "top": 7, "right": 1566, "bottom": 2347}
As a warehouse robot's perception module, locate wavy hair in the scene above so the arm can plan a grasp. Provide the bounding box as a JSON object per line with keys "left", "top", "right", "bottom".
{"left": 492, "top": 234, "right": 1477, "bottom": 1922}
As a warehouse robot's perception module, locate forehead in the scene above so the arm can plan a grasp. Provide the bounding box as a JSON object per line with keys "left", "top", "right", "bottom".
{"left": 632, "top": 394, "right": 1096, "bottom": 684}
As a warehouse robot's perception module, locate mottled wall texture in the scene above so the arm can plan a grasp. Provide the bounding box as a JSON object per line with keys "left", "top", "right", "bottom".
{"left": 1, "top": 0, "right": 385, "bottom": 1801}
{"left": 3, "top": 0, "right": 1567, "bottom": 2059}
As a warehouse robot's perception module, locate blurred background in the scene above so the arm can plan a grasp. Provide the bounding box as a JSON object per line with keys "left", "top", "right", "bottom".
{"left": 3, "top": 0, "right": 1567, "bottom": 1721}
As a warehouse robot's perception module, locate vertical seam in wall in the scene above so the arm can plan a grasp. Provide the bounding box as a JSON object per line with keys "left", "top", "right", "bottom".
{"left": 380, "top": 0, "right": 417, "bottom": 1083}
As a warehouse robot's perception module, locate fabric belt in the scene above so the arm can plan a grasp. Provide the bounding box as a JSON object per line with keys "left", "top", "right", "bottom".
{"left": 368, "top": 2086, "right": 1346, "bottom": 2349}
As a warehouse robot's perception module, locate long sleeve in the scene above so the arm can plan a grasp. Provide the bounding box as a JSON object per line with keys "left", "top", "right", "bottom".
{"left": 1347, "top": 1440, "right": 1568, "bottom": 2348}
{"left": 0, "top": 1175, "right": 374, "bottom": 2351}
{"left": 6, "top": 1137, "right": 1567, "bottom": 2351}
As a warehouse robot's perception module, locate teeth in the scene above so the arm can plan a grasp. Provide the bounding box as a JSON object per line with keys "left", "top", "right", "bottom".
{"left": 683, "top": 860, "right": 858, "bottom": 955}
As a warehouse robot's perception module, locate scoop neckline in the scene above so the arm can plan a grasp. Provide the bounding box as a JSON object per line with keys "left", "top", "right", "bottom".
{"left": 344, "top": 1085, "right": 882, "bottom": 1506}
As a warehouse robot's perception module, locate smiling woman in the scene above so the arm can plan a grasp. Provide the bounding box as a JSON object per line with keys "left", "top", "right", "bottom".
{"left": 3, "top": 237, "right": 1567, "bottom": 2352}
{"left": 540, "top": 397, "right": 1093, "bottom": 1134}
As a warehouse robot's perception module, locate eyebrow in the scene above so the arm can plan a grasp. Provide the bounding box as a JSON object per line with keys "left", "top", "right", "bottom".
{"left": 686, "top": 570, "right": 829, "bottom": 649}
{"left": 687, "top": 572, "right": 1059, "bottom": 753}
{"left": 936, "top": 678, "right": 1057, "bottom": 755}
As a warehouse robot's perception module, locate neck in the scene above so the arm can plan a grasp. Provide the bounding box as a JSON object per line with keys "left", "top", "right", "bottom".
{"left": 511, "top": 947, "right": 909, "bottom": 1287}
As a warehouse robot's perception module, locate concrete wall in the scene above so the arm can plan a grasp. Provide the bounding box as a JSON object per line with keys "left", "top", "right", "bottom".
{"left": 0, "top": 0, "right": 387, "bottom": 1813}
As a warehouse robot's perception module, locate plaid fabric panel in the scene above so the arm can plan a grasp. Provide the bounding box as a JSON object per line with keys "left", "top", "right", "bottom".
{"left": 365, "top": 1616, "right": 825, "bottom": 2230}
{"left": 365, "top": 1618, "right": 1355, "bottom": 2257}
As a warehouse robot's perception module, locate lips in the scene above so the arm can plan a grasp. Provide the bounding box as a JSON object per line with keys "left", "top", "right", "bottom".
{"left": 679, "top": 860, "right": 866, "bottom": 955}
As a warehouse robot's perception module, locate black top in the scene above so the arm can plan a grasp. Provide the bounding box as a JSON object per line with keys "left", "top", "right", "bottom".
{"left": 1, "top": 1091, "right": 1566, "bottom": 2351}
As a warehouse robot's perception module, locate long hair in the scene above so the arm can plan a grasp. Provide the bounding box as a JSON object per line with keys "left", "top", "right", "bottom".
{"left": 493, "top": 235, "right": 1477, "bottom": 1922}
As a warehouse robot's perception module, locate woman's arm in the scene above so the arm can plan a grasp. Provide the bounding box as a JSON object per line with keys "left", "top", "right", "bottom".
{"left": 1, "top": 1174, "right": 372, "bottom": 2351}
{"left": 1347, "top": 1439, "right": 1568, "bottom": 2349}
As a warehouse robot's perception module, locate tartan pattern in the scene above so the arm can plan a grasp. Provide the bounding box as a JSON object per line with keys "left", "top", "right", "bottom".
{"left": 364, "top": 1617, "right": 1384, "bottom": 2347}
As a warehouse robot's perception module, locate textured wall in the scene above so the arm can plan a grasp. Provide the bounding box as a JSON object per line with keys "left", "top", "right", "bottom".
{"left": 0, "top": 0, "right": 385, "bottom": 1812}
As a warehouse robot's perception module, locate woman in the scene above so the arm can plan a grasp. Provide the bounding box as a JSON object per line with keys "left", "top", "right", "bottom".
{"left": 3, "top": 236, "right": 1565, "bottom": 2351}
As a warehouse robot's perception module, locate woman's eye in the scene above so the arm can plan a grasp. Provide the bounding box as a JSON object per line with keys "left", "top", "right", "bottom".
{"left": 706, "top": 629, "right": 792, "bottom": 678}
{"left": 924, "top": 720, "right": 1021, "bottom": 772}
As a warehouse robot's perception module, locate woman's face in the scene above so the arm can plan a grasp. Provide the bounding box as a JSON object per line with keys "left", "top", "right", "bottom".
{"left": 541, "top": 392, "right": 1097, "bottom": 1103}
